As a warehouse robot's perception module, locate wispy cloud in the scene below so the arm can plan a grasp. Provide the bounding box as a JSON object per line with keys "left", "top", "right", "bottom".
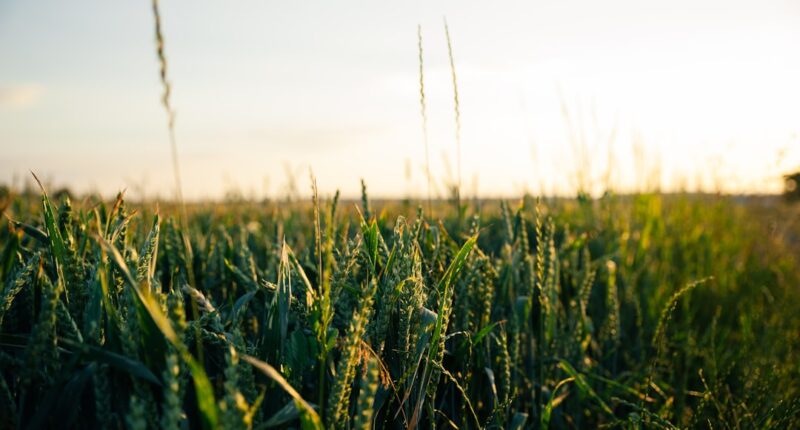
{"left": 0, "top": 84, "right": 45, "bottom": 109}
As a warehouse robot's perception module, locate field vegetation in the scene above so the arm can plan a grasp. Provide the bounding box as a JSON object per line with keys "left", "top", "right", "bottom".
{"left": 1, "top": 2, "right": 798, "bottom": 428}
{"left": 0, "top": 182, "right": 798, "bottom": 429}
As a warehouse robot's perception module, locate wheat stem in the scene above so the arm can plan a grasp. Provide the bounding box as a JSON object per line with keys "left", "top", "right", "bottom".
{"left": 443, "top": 17, "right": 462, "bottom": 210}
{"left": 417, "top": 25, "right": 432, "bottom": 216}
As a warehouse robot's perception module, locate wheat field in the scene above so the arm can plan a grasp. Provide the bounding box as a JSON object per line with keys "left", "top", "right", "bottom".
{"left": 0, "top": 185, "right": 798, "bottom": 429}
{"left": 2, "top": 1, "right": 799, "bottom": 429}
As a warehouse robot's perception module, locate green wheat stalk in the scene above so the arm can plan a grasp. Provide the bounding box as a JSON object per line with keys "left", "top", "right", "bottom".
{"left": 444, "top": 17, "right": 462, "bottom": 209}
{"left": 418, "top": 25, "right": 432, "bottom": 215}
{"left": 151, "top": 0, "right": 186, "bottom": 219}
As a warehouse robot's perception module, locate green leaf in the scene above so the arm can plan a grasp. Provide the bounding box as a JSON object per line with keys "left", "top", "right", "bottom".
{"left": 429, "top": 235, "right": 478, "bottom": 357}
{"left": 225, "top": 258, "right": 259, "bottom": 291}
{"left": 242, "top": 355, "right": 323, "bottom": 430}
{"left": 259, "top": 401, "right": 300, "bottom": 429}
{"left": 557, "top": 360, "right": 613, "bottom": 416}
{"left": 100, "top": 235, "right": 167, "bottom": 367}
{"left": 33, "top": 175, "right": 68, "bottom": 301}
{"left": 53, "top": 363, "right": 97, "bottom": 428}
{"left": 183, "top": 355, "right": 219, "bottom": 430}
{"left": 277, "top": 241, "right": 292, "bottom": 356}
{"left": 360, "top": 218, "right": 380, "bottom": 274}
{"left": 541, "top": 376, "right": 574, "bottom": 429}
{"left": 8, "top": 219, "right": 48, "bottom": 244}
{"left": 59, "top": 338, "right": 160, "bottom": 385}
{"left": 509, "top": 412, "right": 528, "bottom": 430}
{"left": 472, "top": 320, "right": 502, "bottom": 347}
{"left": 229, "top": 290, "right": 258, "bottom": 326}
{"left": 98, "top": 235, "right": 219, "bottom": 430}
{"left": 412, "top": 234, "right": 477, "bottom": 427}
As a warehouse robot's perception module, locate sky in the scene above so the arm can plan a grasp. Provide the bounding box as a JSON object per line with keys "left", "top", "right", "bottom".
{"left": 1, "top": 0, "right": 799, "bottom": 200}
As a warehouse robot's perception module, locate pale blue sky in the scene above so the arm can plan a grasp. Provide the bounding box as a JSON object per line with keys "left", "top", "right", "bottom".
{"left": 2, "top": 0, "right": 799, "bottom": 199}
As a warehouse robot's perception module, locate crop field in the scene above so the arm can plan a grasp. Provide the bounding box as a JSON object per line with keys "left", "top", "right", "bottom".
{"left": 2, "top": 2, "right": 800, "bottom": 428}
{"left": 0, "top": 184, "right": 798, "bottom": 429}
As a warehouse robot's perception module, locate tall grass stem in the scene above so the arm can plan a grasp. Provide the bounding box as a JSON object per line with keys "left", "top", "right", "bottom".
{"left": 444, "top": 18, "right": 462, "bottom": 209}
{"left": 417, "top": 25, "right": 432, "bottom": 216}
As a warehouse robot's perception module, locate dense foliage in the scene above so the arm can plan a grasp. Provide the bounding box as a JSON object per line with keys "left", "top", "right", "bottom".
{"left": 0, "top": 185, "right": 798, "bottom": 429}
